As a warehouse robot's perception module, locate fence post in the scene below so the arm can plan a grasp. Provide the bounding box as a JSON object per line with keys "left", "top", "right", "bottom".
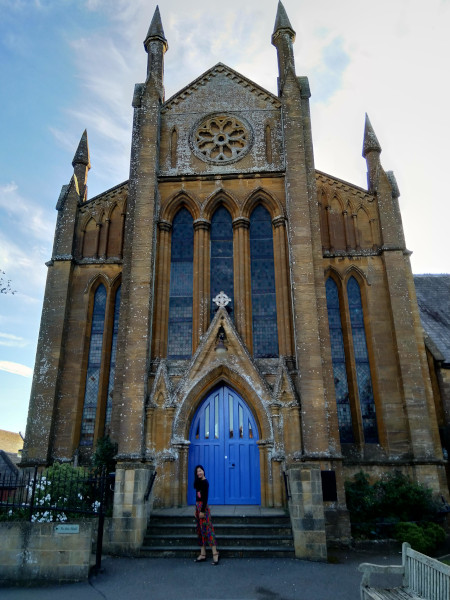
{"left": 28, "top": 466, "right": 38, "bottom": 522}
{"left": 95, "top": 468, "right": 106, "bottom": 572}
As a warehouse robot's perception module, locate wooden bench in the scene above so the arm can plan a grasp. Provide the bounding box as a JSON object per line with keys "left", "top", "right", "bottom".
{"left": 358, "top": 542, "right": 450, "bottom": 600}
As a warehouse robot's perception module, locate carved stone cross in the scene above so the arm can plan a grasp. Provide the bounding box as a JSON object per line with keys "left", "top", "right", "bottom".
{"left": 213, "top": 291, "right": 231, "bottom": 308}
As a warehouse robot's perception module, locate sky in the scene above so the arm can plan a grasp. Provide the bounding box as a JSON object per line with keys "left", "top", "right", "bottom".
{"left": 0, "top": 0, "right": 449, "bottom": 435}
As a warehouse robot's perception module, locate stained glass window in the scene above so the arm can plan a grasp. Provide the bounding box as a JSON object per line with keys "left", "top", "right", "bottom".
{"left": 167, "top": 208, "right": 194, "bottom": 359}
{"left": 210, "top": 206, "right": 234, "bottom": 319}
{"left": 104, "top": 285, "right": 121, "bottom": 433}
{"left": 347, "top": 277, "right": 378, "bottom": 443}
{"left": 250, "top": 205, "right": 278, "bottom": 358}
{"left": 326, "top": 278, "right": 354, "bottom": 443}
{"left": 80, "top": 284, "right": 107, "bottom": 446}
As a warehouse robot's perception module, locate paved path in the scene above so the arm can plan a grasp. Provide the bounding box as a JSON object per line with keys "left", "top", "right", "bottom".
{"left": 1, "top": 546, "right": 404, "bottom": 600}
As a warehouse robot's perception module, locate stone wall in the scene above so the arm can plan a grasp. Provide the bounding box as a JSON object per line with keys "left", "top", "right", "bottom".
{"left": 0, "top": 521, "right": 94, "bottom": 584}
{"left": 286, "top": 464, "right": 327, "bottom": 560}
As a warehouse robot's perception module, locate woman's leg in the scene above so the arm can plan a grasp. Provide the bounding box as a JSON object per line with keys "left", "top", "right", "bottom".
{"left": 194, "top": 502, "right": 207, "bottom": 561}
{"left": 203, "top": 508, "right": 219, "bottom": 563}
{"left": 195, "top": 545, "right": 206, "bottom": 561}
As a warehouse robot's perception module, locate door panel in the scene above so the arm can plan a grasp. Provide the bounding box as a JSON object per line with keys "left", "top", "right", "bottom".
{"left": 188, "top": 386, "right": 261, "bottom": 505}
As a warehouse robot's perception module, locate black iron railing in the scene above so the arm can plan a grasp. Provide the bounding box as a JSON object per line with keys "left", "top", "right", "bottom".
{"left": 0, "top": 466, "right": 114, "bottom": 571}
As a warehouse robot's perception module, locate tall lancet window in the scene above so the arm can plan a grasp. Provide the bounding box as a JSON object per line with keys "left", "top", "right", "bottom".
{"left": 326, "top": 278, "right": 354, "bottom": 443}
{"left": 167, "top": 208, "right": 194, "bottom": 358}
{"left": 347, "top": 276, "right": 378, "bottom": 443}
{"left": 210, "top": 206, "right": 234, "bottom": 319}
{"left": 250, "top": 204, "right": 278, "bottom": 357}
{"left": 80, "top": 284, "right": 107, "bottom": 446}
{"left": 105, "top": 284, "right": 121, "bottom": 433}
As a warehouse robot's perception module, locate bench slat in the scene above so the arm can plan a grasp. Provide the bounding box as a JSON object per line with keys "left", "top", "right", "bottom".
{"left": 362, "top": 586, "right": 421, "bottom": 600}
{"left": 360, "top": 543, "right": 450, "bottom": 600}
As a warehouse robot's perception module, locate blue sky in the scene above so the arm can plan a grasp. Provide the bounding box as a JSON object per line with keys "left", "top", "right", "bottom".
{"left": 1, "top": 0, "right": 449, "bottom": 435}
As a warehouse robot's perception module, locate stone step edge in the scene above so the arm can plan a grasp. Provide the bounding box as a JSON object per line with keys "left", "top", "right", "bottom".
{"left": 144, "top": 534, "right": 293, "bottom": 541}
{"left": 141, "top": 545, "right": 295, "bottom": 552}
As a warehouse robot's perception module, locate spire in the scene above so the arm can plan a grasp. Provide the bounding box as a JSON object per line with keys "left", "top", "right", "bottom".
{"left": 362, "top": 113, "right": 381, "bottom": 157}
{"left": 362, "top": 114, "right": 381, "bottom": 194}
{"left": 272, "top": 1, "right": 296, "bottom": 40}
{"left": 72, "top": 129, "right": 90, "bottom": 169}
{"left": 144, "top": 6, "right": 168, "bottom": 51}
{"left": 143, "top": 5, "right": 168, "bottom": 91}
{"left": 271, "top": 1, "right": 296, "bottom": 94}
{"left": 72, "top": 130, "right": 90, "bottom": 201}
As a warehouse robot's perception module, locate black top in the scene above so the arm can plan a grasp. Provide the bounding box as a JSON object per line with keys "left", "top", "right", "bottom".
{"left": 194, "top": 478, "right": 209, "bottom": 513}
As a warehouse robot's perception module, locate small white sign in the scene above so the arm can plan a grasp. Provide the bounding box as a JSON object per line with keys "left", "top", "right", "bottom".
{"left": 55, "top": 524, "right": 79, "bottom": 534}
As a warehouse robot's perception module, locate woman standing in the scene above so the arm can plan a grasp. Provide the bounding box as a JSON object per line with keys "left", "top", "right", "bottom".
{"left": 193, "top": 465, "right": 220, "bottom": 565}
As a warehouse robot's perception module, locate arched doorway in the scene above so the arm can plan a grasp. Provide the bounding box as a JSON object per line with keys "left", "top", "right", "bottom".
{"left": 187, "top": 385, "right": 261, "bottom": 505}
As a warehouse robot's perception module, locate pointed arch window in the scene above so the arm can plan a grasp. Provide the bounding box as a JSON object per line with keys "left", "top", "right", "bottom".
{"left": 210, "top": 205, "right": 234, "bottom": 319}
{"left": 325, "top": 275, "right": 379, "bottom": 445}
{"left": 105, "top": 284, "right": 121, "bottom": 433}
{"left": 326, "top": 278, "right": 353, "bottom": 443}
{"left": 250, "top": 204, "right": 278, "bottom": 358}
{"left": 347, "top": 277, "right": 378, "bottom": 443}
{"left": 80, "top": 284, "right": 107, "bottom": 446}
{"left": 167, "top": 208, "right": 194, "bottom": 358}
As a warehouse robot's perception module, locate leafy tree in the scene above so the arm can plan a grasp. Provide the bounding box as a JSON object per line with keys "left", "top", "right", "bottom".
{"left": 92, "top": 435, "right": 117, "bottom": 473}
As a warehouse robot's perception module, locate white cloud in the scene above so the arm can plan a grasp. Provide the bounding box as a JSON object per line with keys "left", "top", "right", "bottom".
{"left": 0, "top": 333, "right": 27, "bottom": 348}
{"left": 0, "top": 361, "right": 33, "bottom": 378}
{"left": 0, "top": 182, "right": 54, "bottom": 242}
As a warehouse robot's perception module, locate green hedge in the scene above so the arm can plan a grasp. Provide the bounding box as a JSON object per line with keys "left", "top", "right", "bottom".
{"left": 345, "top": 471, "right": 443, "bottom": 546}
{"left": 394, "top": 521, "right": 446, "bottom": 554}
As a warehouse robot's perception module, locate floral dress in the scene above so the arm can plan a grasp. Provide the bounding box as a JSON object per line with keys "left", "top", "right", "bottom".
{"left": 194, "top": 478, "right": 217, "bottom": 547}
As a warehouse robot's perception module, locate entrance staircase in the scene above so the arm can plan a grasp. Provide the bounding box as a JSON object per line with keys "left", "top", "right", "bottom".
{"left": 140, "top": 506, "right": 295, "bottom": 558}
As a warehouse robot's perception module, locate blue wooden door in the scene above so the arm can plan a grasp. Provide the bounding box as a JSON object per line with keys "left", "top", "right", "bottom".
{"left": 188, "top": 386, "right": 261, "bottom": 505}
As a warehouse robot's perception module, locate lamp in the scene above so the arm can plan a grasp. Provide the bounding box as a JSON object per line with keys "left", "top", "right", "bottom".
{"left": 214, "top": 325, "right": 228, "bottom": 355}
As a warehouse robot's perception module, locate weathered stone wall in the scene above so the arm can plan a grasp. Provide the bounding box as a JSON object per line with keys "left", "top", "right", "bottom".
{"left": 286, "top": 464, "right": 327, "bottom": 560}
{"left": 160, "top": 66, "right": 283, "bottom": 176}
{"left": 103, "top": 463, "right": 154, "bottom": 554}
{"left": 51, "top": 263, "right": 122, "bottom": 461}
{"left": 0, "top": 521, "right": 94, "bottom": 584}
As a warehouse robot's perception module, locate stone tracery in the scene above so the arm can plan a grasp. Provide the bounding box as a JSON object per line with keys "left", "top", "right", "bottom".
{"left": 191, "top": 113, "right": 252, "bottom": 164}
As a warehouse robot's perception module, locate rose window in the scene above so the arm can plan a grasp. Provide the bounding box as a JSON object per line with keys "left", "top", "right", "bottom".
{"left": 191, "top": 114, "right": 252, "bottom": 164}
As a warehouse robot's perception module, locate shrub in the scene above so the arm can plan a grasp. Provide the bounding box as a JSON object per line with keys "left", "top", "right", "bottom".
{"left": 31, "top": 462, "right": 92, "bottom": 522}
{"left": 394, "top": 521, "right": 446, "bottom": 554}
{"left": 92, "top": 435, "right": 117, "bottom": 474}
{"left": 345, "top": 471, "right": 441, "bottom": 539}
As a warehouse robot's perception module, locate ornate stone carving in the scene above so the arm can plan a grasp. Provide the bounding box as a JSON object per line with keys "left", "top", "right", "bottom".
{"left": 190, "top": 113, "right": 253, "bottom": 165}
{"left": 213, "top": 291, "right": 231, "bottom": 308}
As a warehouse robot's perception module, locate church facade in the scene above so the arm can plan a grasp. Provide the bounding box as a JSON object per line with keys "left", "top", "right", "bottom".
{"left": 22, "top": 3, "right": 448, "bottom": 559}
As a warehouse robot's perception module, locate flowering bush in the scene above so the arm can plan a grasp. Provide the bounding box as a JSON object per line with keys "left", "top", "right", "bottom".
{"left": 0, "top": 462, "right": 104, "bottom": 522}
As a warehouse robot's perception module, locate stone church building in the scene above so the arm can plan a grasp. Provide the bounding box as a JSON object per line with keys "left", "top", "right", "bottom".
{"left": 22, "top": 3, "right": 449, "bottom": 558}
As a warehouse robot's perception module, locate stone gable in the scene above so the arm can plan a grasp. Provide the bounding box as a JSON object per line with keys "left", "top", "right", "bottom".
{"left": 159, "top": 64, "right": 284, "bottom": 176}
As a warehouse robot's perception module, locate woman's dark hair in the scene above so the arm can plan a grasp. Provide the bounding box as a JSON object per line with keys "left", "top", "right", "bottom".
{"left": 193, "top": 464, "right": 205, "bottom": 488}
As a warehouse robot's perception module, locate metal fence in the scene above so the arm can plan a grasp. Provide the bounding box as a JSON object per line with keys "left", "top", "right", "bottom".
{"left": 0, "top": 466, "right": 114, "bottom": 570}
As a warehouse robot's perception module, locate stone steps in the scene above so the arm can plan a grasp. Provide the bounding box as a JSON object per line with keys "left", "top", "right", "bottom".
{"left": 140, "top": 509, "right": 295, "bottom": 558}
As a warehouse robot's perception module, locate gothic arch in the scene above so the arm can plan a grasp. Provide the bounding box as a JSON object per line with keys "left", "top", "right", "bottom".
{"left": 104, "top": 199, "right": 123, "bottom": 220}
{"left": 80, "top": 212, "right": 97, "bottom": 232}
{"left": 161, "top": 191, "right": 201, "bottom": 222}
{"left": 317, "top": 186, "right": 328, "bottom": 206}
{"left": 342, "top": 265, "right": 370, "bottom": 286}
{"left": 110, "top": 273, "right": 122, "bottom": 294}
{"left": 242, "top": 187, "right": 284, "bottom": 220}
{"left": 172, "top": 366, "right": 273, "bottom": 443}
{"left": 345, "top": 198, "right": 356, "bottom": 214}
{"left": 83, "top": 272, "right": 112, "bottom": 295}
{"left": 203, "top": 189, "right": 239, "bottom": 221}
{"left": 329, "top": 193, "right": 345, "bottom": 212}
{"left": 356, "top": 205, "right": 373, "bottom": 248}
{"left": 328, "top": 194, "right": 346, "bottom": 250}
{"left": 324, "top": 265, "right": 344, "bottom": 284}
